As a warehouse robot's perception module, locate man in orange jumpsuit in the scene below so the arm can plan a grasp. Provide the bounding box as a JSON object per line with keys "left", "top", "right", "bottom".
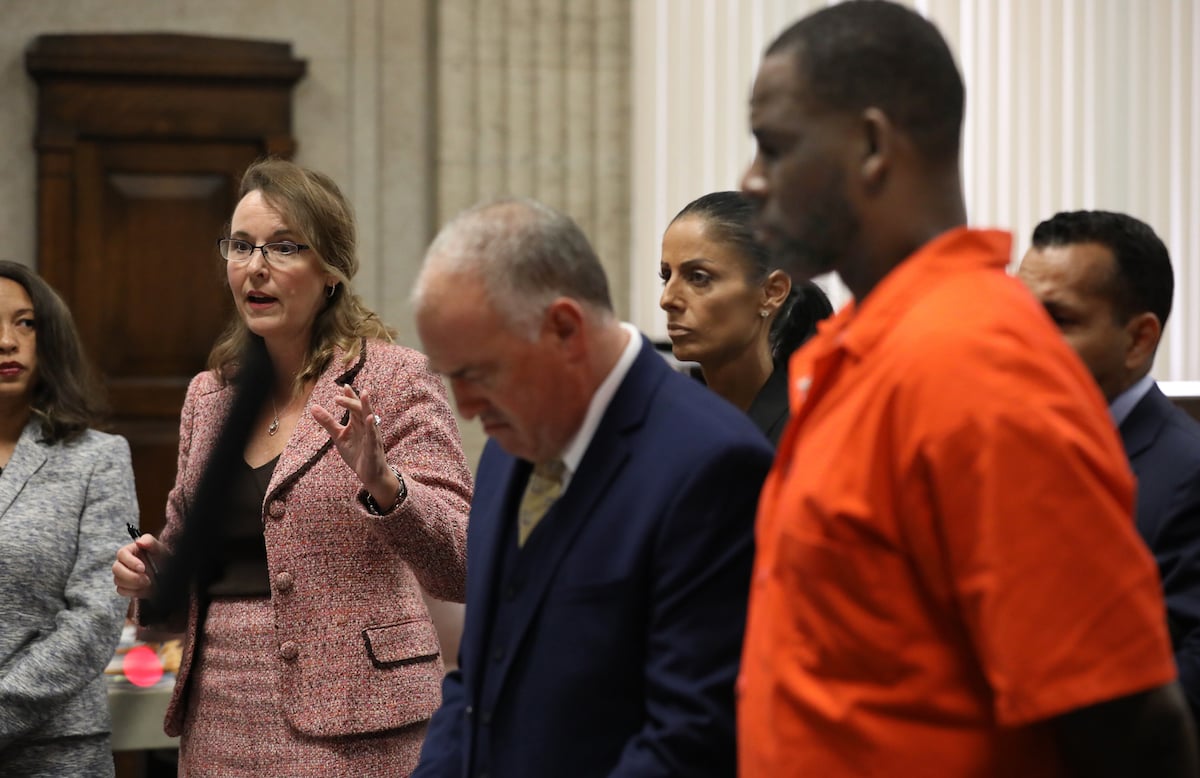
{"left": 737, "top": 2, "right": 1197, "bottom": 776}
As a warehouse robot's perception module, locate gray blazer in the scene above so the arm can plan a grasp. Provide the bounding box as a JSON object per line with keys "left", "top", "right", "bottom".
{"left": 0, "top": 421, "right": 136, "bottom": 753}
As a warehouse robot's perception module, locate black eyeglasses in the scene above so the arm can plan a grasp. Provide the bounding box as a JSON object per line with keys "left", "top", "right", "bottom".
{"left": 217, "top": 238, "right": 310, "bottom": 266}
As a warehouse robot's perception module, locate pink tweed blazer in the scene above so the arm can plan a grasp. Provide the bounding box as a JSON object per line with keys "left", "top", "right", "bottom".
{"left": 147, "top": 338, "right": 472, "bottom": 739}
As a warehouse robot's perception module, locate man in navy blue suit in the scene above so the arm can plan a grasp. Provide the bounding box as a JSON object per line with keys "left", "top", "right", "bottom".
{"left": 1020, "top": 210, "right": 1200, "bottom": 722}
{"left": 410, "top": 197, "right": 774, "bottom": 777}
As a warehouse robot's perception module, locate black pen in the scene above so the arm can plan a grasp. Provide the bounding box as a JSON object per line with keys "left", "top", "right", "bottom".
{"left": 126, "top": 523, "right": 161, "bottom": 580}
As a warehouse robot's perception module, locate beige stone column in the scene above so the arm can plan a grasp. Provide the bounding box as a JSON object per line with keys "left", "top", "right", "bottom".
{"left": 435, "top": 0, "right": 632, "bottom": 318}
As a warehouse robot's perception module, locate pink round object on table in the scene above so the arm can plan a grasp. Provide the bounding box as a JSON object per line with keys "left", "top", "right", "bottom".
{"left": 122, "top": 644, "right": 164, "bottom": 687}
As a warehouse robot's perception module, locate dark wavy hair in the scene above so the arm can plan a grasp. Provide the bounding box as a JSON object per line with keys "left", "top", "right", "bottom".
{"left": 0, "top": 261, "right": 107, "bottom": 443}
{"left": 672, "top": 191, "right": 833, "bottom": 363}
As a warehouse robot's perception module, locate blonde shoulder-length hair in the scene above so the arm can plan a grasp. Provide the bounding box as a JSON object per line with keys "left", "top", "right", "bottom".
{"left": 208, "top": 158, "right": 395, "bottom": 391}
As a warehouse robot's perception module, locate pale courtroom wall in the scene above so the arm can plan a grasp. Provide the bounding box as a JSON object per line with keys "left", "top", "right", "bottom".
{"left": 0, "top": 0, "right": 635, "bottom": 473}
{"left": 631, "top": 0, "right": 1200, "bottom": 381}
{"left": 431, "top": 0, "right": 632, "bottom": 466}
{"left": 434, "top": 0, "right": 631, "bottom": 318}
{"left": 0, "top": 0, "right": 470, "bottom": 658}
{"left": 1, "top": 0, "right": 435, "bottom": 347}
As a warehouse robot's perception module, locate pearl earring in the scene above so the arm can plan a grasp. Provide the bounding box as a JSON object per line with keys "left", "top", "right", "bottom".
{"left": 760, "top": 309, "right": 769, "bottom": 318}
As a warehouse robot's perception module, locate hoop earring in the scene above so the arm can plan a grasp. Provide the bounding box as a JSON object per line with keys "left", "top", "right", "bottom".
{"left": 327, "top": 284, "right": 337, "bottom": 298}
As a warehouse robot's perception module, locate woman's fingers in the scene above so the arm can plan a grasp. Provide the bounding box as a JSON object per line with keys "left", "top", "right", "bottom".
{"left": 116, "top": 541, "right": 144, "bottom": 574}
{"left": 135, "top": 534, "right": 163, "bottom": 556}
{"left": 113, "top": 542, "right": 153, "bottom": 597}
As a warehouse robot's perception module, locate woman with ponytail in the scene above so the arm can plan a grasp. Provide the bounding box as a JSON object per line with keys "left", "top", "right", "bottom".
{"left": 659, "top": 190, "right": 833, "bottom": 445}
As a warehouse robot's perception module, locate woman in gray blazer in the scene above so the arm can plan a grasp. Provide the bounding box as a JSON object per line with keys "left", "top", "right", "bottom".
{"left": 0, "top": 261, "right": 136, "bottom": 777}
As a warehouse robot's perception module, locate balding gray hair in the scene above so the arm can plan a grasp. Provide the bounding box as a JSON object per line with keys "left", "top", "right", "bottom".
{"left": 414, "top": 198, "right": 613, "bottom": 336}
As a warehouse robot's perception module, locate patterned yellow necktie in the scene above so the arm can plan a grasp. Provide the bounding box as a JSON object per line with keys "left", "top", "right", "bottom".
{"left": 518, "top": 459, "right": 567, "bottom": 547}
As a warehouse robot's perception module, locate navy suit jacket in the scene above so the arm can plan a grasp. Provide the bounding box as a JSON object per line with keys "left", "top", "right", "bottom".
{"left": 1120, "top": 384, "right": 1200, "bottom": 714}
{"left": 414, "top": 337, "right": 775, "bottom": 778}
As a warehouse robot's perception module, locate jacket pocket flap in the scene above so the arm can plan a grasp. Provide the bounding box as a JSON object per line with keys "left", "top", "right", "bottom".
{"left": 362, "top": 619, "right": 440, "bottom": 668}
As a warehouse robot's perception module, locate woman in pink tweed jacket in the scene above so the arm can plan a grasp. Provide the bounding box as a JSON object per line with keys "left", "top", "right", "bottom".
{"left": 114, "top": 159, "right": 471, "bottom": 776}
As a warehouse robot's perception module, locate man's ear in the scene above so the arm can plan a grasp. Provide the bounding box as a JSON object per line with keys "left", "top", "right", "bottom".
{"left": 859, "top": 107, "right": 893, "bottom": 191}
{"left": 543, "top": 298, "right": 586, "bottom": 356}
{"left": 1124, "top": 311, "right": 1162, "bottom": 372}
{"left": 762, "top": 269, "right": 792, "bottom": 315}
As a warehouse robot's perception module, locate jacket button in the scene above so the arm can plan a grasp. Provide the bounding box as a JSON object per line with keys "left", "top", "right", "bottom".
{"left": 267, "top": 500, "right": 285, "bottom": 520}
{"left": 465, "top": 705, "right": 474, "bottom": 719}
{"left": 481, "top": 710, "right": 493, "bottom": 725}
{"left": 275, "top": 572, "right": 294, "bottom": 592}
{"left": 492, "top": 647, "right": 505, "bottom": 663}
{"left": 279, "top": 641, "right": 299, "bottom": 660}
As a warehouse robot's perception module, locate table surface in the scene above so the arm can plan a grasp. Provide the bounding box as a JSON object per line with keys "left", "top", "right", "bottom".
{"left": 107, "top": 683, "right": 179, "bottom": 752}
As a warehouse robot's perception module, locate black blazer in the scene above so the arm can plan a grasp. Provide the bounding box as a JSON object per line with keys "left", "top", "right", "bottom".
{"left": 746, "top": 364, "right": 790, "bottom": 447}
{"left": 1120, "top": 384, "right": 1200, "bottom": 714}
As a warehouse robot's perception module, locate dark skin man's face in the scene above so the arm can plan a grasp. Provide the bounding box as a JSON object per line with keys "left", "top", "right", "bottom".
{"left": 741, "top": 52, "right": 860, "bottom": 285}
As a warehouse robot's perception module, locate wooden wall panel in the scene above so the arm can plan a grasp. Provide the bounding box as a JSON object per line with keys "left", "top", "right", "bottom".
{"left": 27, "top": 33, "right": 305, "bottom": 532}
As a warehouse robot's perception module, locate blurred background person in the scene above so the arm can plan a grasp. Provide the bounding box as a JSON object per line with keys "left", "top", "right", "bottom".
{"left": 113, "top": 159, "right": 472, "bottom": 776}
{"left": 0, "top": 261, "right": 136, "bottom": 777}
{"left": 659, "top": 190, "right": 832, "bottom": 445}
{"left": 1019, "top": 209, "right": 1200, "bottom": 728}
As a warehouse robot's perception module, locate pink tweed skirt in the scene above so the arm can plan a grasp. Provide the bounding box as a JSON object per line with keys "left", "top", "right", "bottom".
{"left": 179, "top": 597, "right": 427, "bottom": 777}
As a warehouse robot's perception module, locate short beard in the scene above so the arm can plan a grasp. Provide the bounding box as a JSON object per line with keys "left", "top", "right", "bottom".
{"left": 768, "top": 165, "right": 859, "bottom": 284}
{"left": 771, "top": 204, "right": 858, "bottom": 284}
{"left": 771, "top": 236, "right": 840, "bottom": 283}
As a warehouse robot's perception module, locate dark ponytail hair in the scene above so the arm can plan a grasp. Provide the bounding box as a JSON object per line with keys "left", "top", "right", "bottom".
{"left": 771, "top": 281, "right": 834, "bottom": 363}
{"left": 671, "top": 191, "right": 833, "bottom": 364}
